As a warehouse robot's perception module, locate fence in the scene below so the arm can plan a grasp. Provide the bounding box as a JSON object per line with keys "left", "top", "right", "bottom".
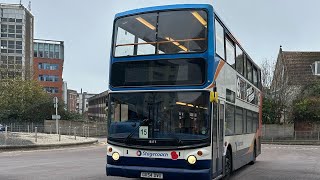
{"left": 0, "top": 122, "right": 108, "bottom": 137}
{"left": 0, "top": 122, "right": 107, "bottom": 146}
{"left": 262, "top": 124, "right": 320, "bottom": 141}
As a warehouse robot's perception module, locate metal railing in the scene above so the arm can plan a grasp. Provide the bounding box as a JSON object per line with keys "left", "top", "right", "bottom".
{"left": 0, "top": 122, "right": 107, "bottom": 137}
{"left": 0, "top": 122, "right": 107, "bottom": 146}
{"left": 262, "top": 130, "right": 320, "bottom": 141}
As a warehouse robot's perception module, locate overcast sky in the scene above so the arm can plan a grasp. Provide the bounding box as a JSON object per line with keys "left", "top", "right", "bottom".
{"left": 2, "top": 0, "right": 320, "bottom": 93}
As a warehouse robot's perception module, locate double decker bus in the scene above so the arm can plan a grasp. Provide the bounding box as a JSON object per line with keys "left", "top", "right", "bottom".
{"left": 106, "top": 4, "right": 262, "bottom": 180}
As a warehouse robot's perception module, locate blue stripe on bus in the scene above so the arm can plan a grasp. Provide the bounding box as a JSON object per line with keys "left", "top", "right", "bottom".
{"left": 107, "top": 156, "right": 211, "bottom": 170}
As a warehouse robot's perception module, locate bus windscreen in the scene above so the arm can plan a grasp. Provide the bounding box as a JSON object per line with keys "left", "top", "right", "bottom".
{"left": 108, "top": 91, "right": 210, "bottom": 147}
{"left": 113, "top": 10, "right": 208, "bottom": 57}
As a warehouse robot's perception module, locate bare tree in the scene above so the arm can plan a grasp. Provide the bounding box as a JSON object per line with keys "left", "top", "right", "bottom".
{"left": 260, "top": 58, "right": 276, "bottom": 98}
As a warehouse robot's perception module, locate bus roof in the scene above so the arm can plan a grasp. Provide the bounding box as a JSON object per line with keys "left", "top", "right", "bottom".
{"left": 115, "top": 4, "right": 212, "bottom": 19}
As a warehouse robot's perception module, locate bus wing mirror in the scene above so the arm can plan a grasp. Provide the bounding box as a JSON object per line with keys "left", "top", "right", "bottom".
{"left": 210, "top": 91, "right": 218, "bottom": 103}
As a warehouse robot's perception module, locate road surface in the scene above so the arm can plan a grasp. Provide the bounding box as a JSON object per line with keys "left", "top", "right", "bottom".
{"left": 1, "top": 143, "right": 320, "bottom": 180}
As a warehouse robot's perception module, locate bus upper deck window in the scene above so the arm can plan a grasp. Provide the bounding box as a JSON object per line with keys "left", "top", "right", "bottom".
{"left": 113, "top": 10, "right": 208, "bottom": 57}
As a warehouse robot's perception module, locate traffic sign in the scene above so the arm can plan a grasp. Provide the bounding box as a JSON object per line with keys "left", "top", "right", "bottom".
{"left": 53, "top": 97, "right": 58, "bottom": 104}
{"left": 52, "top": 115, "right": 61, "bottom": 120}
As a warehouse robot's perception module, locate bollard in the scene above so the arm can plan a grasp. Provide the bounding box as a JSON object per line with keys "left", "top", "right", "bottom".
{"left": 87, "top": 126, "right": 89, "bottom": 138}
{"left": 69, "top": 126, "right": 71, "bottom": 136}
{"left": 35, "top": 127, "right": 38, "bottom": 143}
{"left": 59, "top": 127, "right": 61, "bottom": 141}
{"left": 74, "top": 127, "right": 77, "bottom": 140}
{"left": 31, "top": 123, "right": 33, "bottom": 133}
{"left": 83, "top": 126, "right": 85, "bottom": 137}
{"left": 28, "top": 125, "right": 30, "bottom": 133}
{"left": 4, "top": 125, "right": 8, "bottom": 145}
{"left": 294, "top": 131, "right": 297, "bottom": 140}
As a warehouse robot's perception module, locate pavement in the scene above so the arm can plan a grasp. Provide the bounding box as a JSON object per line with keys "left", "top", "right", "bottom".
{"left": 0, "top": 133, "right": 98, "bottom": 150}
{"left": 0, "top": 143, "right": 320, "bottom": 180}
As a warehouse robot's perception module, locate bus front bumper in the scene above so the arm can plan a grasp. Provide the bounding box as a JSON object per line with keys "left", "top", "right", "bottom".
{"left": 106, "top": 164, "right": 211, "bottom": 180}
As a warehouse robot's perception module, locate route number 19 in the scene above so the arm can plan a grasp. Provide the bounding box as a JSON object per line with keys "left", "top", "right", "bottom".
{"left": 139, "top": 126, "right": 148, "bottom": 139}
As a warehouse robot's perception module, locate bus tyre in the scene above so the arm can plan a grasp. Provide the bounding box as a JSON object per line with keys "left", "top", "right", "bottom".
{"left": 224, "top": 149, "right": 232, "bottom": 179}
{"left": 249, "top": 143, "right": 256, "bottom": 165}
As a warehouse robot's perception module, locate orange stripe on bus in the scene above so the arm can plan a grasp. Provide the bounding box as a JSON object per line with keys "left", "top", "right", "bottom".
{"left": 214, "top": 60, "right": 225, "bottom": 81}
{"left": 206, "top": 83, "right": 215, "bottom": 89}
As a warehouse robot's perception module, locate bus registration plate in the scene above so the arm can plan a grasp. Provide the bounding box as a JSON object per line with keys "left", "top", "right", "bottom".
{"left": 141, "top": 172, "right": 163, "bottom": 179}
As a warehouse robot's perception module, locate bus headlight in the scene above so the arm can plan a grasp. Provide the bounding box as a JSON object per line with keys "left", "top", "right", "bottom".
{"left": 187, "top": 155, "right": 197, "bottom": 165}
{"left": 112, "top": 152, "right": 120, "bottom": 161}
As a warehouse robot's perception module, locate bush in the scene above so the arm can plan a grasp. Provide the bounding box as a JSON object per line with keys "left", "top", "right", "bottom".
{"left": 262, "top": 98, "right": 283, "bottom": 124}
{"left": 293, "top": 83, "right": 320, "bottom": 122}
{"left": 0, "top": 79, "right": 69, "bottom": 123}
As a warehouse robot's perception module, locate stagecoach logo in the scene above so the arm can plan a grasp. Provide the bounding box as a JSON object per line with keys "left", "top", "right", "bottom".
{"left": 136, "top": 150, "right": 169, "bottom": 158}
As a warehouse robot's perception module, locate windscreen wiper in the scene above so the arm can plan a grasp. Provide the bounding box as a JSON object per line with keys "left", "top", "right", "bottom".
{"left": 124, "top": 118, "right": 150, "bottom": 143}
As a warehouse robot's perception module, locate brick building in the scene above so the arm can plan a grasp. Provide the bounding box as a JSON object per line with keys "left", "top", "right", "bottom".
{"left": 33, "top": 39, "right": 64, "bottom": 99}
{"left": 271, "top": 47, "right": 320, "bottom": 124}
{"left": 67, "top": 89, "right": 78, "bottom": 113}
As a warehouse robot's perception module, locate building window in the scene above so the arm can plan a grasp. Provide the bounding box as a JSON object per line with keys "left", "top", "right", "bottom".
{"left": 54, "top": 45, "right": 60, "bottom": 59}
{"left": 38, "top": 43, "right": 44, "bottom": 57}
{"left": 313, "top": 61, "right": 320, "bottom": 75}
{"left": 44, "top": 44, "right": 49, "bottom": 58}
{"left": 49, "top": 44, "right": 54, "bottom": 58}
{"left": 38, "top": 75, "right": 59, "bottom": 82}
{"left": 38, "top": 63, "right": 58, "bottom": 70}
{"left": 44, "top": 87, "right": 59, "bottom": 94}
{"left": 34, "top": 43, "right": 38, "bottom": 57}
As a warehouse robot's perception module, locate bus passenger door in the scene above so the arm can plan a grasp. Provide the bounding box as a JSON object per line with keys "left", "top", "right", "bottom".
{"left": 217, "top": 101, "right": 225, "bottom": 175}
{"left": 211, "top": 102, "right": 218, "bottom": 176}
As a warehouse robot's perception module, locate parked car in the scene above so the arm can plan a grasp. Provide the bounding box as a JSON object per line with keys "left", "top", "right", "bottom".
{"left": 0, "top": 124, "right": 5, "bottom": 131}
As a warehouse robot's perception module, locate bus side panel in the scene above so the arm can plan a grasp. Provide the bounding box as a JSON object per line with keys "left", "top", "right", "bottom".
{"left": 224, "top": 134, "right": 255, "bottom": 171}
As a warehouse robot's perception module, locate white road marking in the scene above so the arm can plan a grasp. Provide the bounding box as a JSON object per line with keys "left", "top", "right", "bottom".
{"left": 263, "top": 145, "right": 319, "bottom": 150}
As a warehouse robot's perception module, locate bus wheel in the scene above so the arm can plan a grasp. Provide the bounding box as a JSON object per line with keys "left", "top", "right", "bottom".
{"left": 249, "top": 143, "right": 256, "bottom": 165}
{"left": 224, "top": 149, "right": 232, "bottom": 178}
